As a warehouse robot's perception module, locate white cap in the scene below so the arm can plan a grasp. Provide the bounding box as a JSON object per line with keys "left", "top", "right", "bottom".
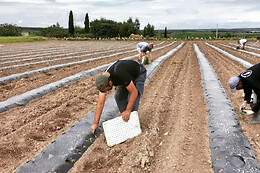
{"left": 228, "top": 76, "right": 240, "bottom": 93}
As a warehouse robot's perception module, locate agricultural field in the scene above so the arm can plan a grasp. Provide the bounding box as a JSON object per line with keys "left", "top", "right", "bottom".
{"left": 0, "top": 39, "right": 260, "bottom": 173}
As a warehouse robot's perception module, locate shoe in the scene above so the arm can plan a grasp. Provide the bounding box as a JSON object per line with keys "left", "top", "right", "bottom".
{"left": 250, "top": 103, "right": 255, "bottom": 110}
{"left": 249, "top": 112, "right": 260, "bottom": 124}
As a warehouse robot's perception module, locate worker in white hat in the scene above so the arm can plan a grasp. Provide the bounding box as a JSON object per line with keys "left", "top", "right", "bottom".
{"left": 136, "top": 42, "right": 153, "bottom": 63}
{"left": 228, "top": 63, "right": 260, "bottom": 124}
{"left": 238, "top": 38, "right": 247, "bottom": 50}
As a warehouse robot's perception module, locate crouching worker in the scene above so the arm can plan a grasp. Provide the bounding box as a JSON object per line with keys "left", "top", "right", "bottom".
{"left": 91, "top": 60, "right": 147, "bottom": 133}
{"left": 228, "top": 63, "right": 260, "bottom": 124}
{"left": 136, "top": 42, "right": 153, "bottom": 64}
{"left": 237, "top": 38, "right": 247, "bottom": 50}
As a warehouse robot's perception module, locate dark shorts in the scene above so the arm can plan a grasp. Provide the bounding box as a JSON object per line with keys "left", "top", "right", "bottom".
{"left": 114, "top": 64, "right": 147, "bottom": 113}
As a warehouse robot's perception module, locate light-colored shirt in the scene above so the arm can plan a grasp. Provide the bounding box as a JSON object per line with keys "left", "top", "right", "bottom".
{"left": 137, "top": 42, "right": 152, "bottom": 52}
{"left": 239, "top": 39, "right": 247, "bottom": 46}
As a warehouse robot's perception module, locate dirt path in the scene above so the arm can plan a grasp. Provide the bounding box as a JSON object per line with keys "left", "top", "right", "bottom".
{"left": 210, "top": 42, "right": 260, "bottom": 65}
{"left": 1, "top": 40, "right": 259, "bottom": 173}
{"left": 0, "top": 42, "right": 170, "bottom": 102}
{"left": 0, "top": 41, "right": 177, "bottom": 173}
{"left": 69, "top": 42, "right": 213, "bottom": 173}
{"left": 198, "top": 42, "right": 260, "bottom": 161}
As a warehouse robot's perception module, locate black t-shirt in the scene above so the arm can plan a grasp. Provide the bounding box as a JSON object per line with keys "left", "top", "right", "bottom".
{"left": 107, "top": 60, "right": 140, "bottom": 86}
{"left": 239, "top": 63, "right": 260, "bottom": 103}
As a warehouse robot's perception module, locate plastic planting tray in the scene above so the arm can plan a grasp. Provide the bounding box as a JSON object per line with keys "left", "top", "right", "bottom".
{"left": 102, "top": 111, "right": 142, "bottom": 147}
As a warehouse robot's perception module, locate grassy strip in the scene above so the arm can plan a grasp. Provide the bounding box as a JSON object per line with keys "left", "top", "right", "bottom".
{"left": 0, "top": 36, "right": 45, "bottom": 43}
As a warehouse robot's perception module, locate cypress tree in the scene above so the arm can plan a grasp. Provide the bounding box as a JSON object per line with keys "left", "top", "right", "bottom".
{"left": 84, "top": 13, "right": 90, "bottom": 33}
{"left": 134, "top": 18, "right": 140, "bottom": 34}
{"left": 68, "top": 10, "right": 74, "bottom": 36}
{"left": 164, "top": 27, "right": 167, "bottom": 38}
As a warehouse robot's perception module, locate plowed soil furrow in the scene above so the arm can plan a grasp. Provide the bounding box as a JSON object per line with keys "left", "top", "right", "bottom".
{"left": 0, "top": 41, "right": 163, "bottom": 75}
{"left": 0, "top": 49, "right": 137, "bottom": 76}
{"left": 0, "top": 41, "right": 145, "bottom": 76}
{"left": 0, "top": 49, "right": 123, "bottom": 65}
{"left": 0, "top": 42, "right": 175, "bottom": 102}
{"left": 0, "top": 42, "right": 177, "bottom": 173}
{"left": 217, "top": 41, "right": 260, "bottom": 54}
{"left": 198, "top": 42, "right": 260, "bottom": 161}
{"left": 69, "top": 42, "right": 213, "bottom": 173}
{"left": 210, "top": 42, "right": 260, "bottom": 65}
{"left": 0, "top": 41, "right": 142, "bottom": 72}
{"left": 2, "top": 40, "right": 259, "bottom": 173}
{"left": 0, "top": 47, "right": 91, "bottom": 60}
{"left": 0, "top": 42, "right": 177, "bottom": 138}
{"left": 0, "top": 41, "right": 136, "bottom": 57}
{"left": 0, "top": 41, "right": 138, "bottom": 61}
{"left": 201, "top": 42, "right": 246, "bottom": 73}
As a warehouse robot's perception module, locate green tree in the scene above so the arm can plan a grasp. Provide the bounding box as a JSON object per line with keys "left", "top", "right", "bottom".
{"left": 0, "top": 23, "right": 22, "bottom": 36}
{"left": 75, "top": 26, "right": 85, "bottom": 34}
{"left": 90, "top": 18, "right": 120, "bottom": 38}
{"left": 127, "top": 17, "right": 133, "bottom": 24}
{"left": 84, "top": 13, "right": 90, "bottom": 33}
{"left": 119, "top": 22, "right": 134, "bottom": 37}
{"left": 40, "top": 24, "right": 69, "bottom": 38}
{"left": 68, "top": 10, "right": 74, "bottom": 36}
{"left": 164, "top": 27, "right": 167, "bottom": 38}
{"left": 143, "top": 23, "right": 155, "bottom": 37}
{"left": 133, "top": 18, "right": 140, "bottom": 34}
{"left": 125, "top": 17, "right": 140, "bottom": 34}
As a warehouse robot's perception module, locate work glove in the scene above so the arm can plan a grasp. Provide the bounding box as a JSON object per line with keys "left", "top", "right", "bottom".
{"left": 240, "top": 101, "right": 247, "bottom": 110}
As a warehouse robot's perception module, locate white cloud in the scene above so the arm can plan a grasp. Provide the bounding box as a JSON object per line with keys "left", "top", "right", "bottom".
{"left": 1, "top": 0, "right": 46, "bottom": 3}
{"left": 0, "top": 0, "right": 259, "bottom": 29}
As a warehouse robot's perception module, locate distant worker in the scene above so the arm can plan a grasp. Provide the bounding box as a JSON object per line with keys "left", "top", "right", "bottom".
{"left": 91, "top": 60, "right": 146, "bottom": 133}
{"left": 136, "top": 42, "right": 153, "bottom": 63}
{"left": 228, "top": 63, "right": 260, "bottom": 124}
{"left": 238, "top": 38, "right": 247, "bottom": 50}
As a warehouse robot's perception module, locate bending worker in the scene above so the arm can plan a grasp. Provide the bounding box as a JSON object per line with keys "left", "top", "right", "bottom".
{"left": 238, "top": 38, "right": 247, "bottom": 50}
{"left": 136, "top": 42, "right": 153, "bottom": 63}
{"left": 228, "top": 63, "right": 260, "bottom": 124}
{"left": 91, "top": 60, "right": 147, "bottom": 133}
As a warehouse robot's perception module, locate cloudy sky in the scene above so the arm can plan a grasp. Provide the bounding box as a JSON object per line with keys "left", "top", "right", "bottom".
{"left": 1, "top": 0, "right": 260, "bottom": 29}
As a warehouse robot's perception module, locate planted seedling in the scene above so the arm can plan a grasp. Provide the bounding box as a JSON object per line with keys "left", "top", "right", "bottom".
{"left": 239, "top": 110, "right": 247, "bottom": 116}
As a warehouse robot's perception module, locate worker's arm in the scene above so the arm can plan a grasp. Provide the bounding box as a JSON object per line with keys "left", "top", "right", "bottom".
{"left": 122, "top": 81, "right": 138, "bottom": 122}
{"left": 138, "top": 52, "right": 142, "bottom": 60}
{"left": 149, "top": 52, "right": 152, "bottom": 59}
{"left": 91, "top": 92, "right": 106, "bottom": 133}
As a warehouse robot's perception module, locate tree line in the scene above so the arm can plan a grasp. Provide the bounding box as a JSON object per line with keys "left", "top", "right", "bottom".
{"left": 0, "top": 10, "right": 157, "bottom": 38}
{"left": 67, "top": 11, "right": 156, "bottom": 38}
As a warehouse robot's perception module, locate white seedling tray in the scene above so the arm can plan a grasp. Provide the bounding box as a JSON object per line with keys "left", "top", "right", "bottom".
{"left": 242, "top": 109, "right": 254, "bottom": 115}
{"left": 102, "top": 111, "right": 142, "bottom": 147}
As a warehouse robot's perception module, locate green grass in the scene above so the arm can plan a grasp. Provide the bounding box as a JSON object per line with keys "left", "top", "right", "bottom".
{"left": 0, "top": 36, "right": 45, "bottom": 43}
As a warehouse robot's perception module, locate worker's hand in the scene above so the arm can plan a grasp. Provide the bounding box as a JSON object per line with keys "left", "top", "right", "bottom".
{"left": 122, "top": 110, "right": 131, "bottom": 122}
{"left": 91, "top": 123, "right": 98, "bottom": 134}
{"left": 240, "top": 101, "right": 247, "bottom": 110}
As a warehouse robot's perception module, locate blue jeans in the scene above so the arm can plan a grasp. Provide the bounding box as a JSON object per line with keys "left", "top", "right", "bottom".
{"left": 114, "top": 64, "right": 147, "bottom": 113}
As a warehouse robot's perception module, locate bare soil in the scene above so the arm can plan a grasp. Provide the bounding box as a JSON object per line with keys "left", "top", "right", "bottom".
{"left": 197, "top": 41, "right": 260, "bottom": 161}
{"left": 69, "top": 41, "right": 213, "bottom": 173}
{"left": 0, "top": 41, "right": 171, "bottom": 101}
{"left": 0, "top": 40, "right": 259, "bottom": 173}
{"left": 0, "top": 40, "right": 177, "bottom": 172}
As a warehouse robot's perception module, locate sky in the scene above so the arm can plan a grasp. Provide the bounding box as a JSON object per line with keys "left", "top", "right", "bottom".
{"left": 0, "top": 0, "right": 260, "bottom": 30}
